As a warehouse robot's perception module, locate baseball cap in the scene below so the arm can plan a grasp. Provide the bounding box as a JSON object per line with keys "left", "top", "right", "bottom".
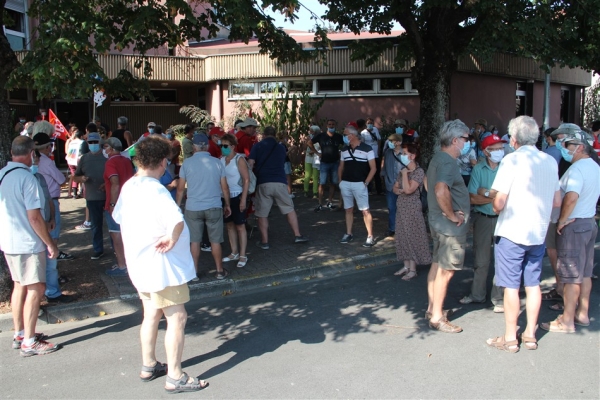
{"left": 481, "top": 134, "right": 506, "bottom": 149}
{"left": 87, "top": 132, "right": 101, "bottom": 142}
{"left": 346, "top": 121, "right": 359, "bottom": 129}
{"left": 474, "top": 119, "right": 488, "bottom": 127}
{"left": 192, "top": 133, "right": 209, "bottom": 145}
{"left": 562, "top": 131, "right": 594, "bottom": 146}
{"left": 238, "top": 118, "right": 258, "bottom": 128}
{"left": 33, "top": 133, "right": 51, "bottom": 148}
{"left": 209, "top": 127, "right": 225, "bottom": 137}
{"left": 105, "top": 137, "right": 123, "bottom": 151}
{"left": 147, "top": 122, "right": 156, "bottom": 127}
{"left": 394, "top": 119, "right": 408, "bottom": 126}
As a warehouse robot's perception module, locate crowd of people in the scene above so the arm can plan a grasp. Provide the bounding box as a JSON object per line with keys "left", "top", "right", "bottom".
{"left": 1, "top": 112, "right": 599, "bottom": 393}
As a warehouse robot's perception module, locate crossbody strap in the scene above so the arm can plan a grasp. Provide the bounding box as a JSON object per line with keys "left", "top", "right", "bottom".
{"left": 0, "top": 167, "right": 28, "bottom": 186}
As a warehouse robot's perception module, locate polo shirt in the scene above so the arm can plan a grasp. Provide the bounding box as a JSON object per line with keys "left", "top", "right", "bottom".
{"left": 179, "top": 152, "right": 225, "bottom": 211}
{"left": 492, "top": 145, "right": 559, "bottom": 245}
{"left": 103, "top": 155, "right": 134, "bottom": 210}
{"left": 38, "top": 153, "right": 66, "bottom": 198}
{"left": 75, "top": 151, "right": 107, "bottom": 201}
{"left": 248, "top": 137, "right": 287, "bottom": 185}
{"left": 468, "top": 159, "right": 499, "bottom": 216}
{"left": 340, "top": 142, "right": 374, "bottom": 182}
{"left": 0, "top": 162, "right": 46, "bottom": 254}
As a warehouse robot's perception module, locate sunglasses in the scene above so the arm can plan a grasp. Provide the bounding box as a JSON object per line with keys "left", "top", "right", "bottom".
{"left": 220, "top": 144, "right": 230, "bottom": 149}
{"left": 88, "top": 141, "right": 99, "bottom": 144}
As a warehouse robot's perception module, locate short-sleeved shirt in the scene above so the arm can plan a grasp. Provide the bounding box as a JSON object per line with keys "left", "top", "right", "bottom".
{"left": 248, "top": 137, "right": 287, "bottom": 185}
{"left": 468, "top": 160, "right": 499, "bottom": 216}
{"left": 179, "top": 152, "right": 225, "bottom": 211}
{"left": 103, "top": 155, "right": 134, "bottom": 210}
{"left": 559, "top": 158, "right": 600, "bottom": 219}
{"left": 75, "top": 151, "right": 107, "bottom": 201}
{"left": 0, "top": 162, "right": 46, "bottom": 254}
{"left": 113, "top": 176, "right": 196, "bottom": 293}
{"left": 360, "top": 128, "right": 381, "bottom": 158}
{"left": 181, "top": 137, "right": 194, "bottom": 160}
{"left": 426, "top": 151, "right": 470, "bottom": 236}
{"left": 38, "top": 153, "right": 66, "bottom": 198}
{"left": 235, "top": 131, "right": 258, "bottom": 157}
{"left": 492, "top": 145, "right": 559, "bottom": 245}
{"left": 311, "top": 132, "right": 344, "bottom": 163}
{"left": 340, "top": 143, "right": 374, "bottom": 183}
{"left": 457, "top": 148, "right": 477, "bottom": 176}
{"left": 208, "top": 140, "right": 222, "bottom": 158}
{"left": 543, "top": 145, "right": 561, "bottom": 164}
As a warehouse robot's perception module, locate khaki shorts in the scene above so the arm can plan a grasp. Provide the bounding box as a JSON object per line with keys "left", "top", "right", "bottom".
{"left": 430, "top": 227, "right": 466, "bottom": 271}
{"left": 545, "top": 222, "right": 557, "bottom": 250}
{"left": 184, "top": 208, "right": 224, "bottom": 243}
{"left": 4, "top": 252, "right": 46, "bottom": 285}
{"left": 255, "top": 182, "right": 295, "bottom": 218}
{"left": 139, "top": 283, "right": 190, "bottom": 309}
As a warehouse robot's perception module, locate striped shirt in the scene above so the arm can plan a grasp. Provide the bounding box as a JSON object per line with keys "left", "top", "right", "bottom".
{"left": 340, "top": 143, "right": 374, "bottom": 182}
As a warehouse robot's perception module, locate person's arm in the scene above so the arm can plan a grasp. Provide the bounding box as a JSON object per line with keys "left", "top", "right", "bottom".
{"left": 237, "top": 157, "right": 250, "bottom": 211}
{"left": 220, "top": 177, "right": 231, "bottom": 218}
{"left": 47, "top": 197, "right": 56, "bottom": 231}
{"left": 176, "top": 176, "right": 186, "bottom": 208}
{"left": 557, "top": 191, "right": 578, "bottom": 234}
{"left": 492, "top": 191, "right": 507, "bottom": 214}
{"left": 400, "top": 168, "right": 419, "bottom": 195}
{"left": 124, "top": 131, "right": 133, "bottom": 147}
{"left": 27, "top": 209, "right": 59, "bottom": 258}
{"left": 435, "top": 182, "right": 465, "bottom": 226}
{"left": 380, "top": 152, "right": 386, "bottom": 177}
{"left": 338, "top": 158, "right": 345, "bottom": 183}
{"left": 155, "top": 221, "right": 184, "bottom": 253}
{"left": 365, "top": 158, "right": 376, "bottom": 186}
{"left": 109, "top": 175, "right": 120, "bottom": 214}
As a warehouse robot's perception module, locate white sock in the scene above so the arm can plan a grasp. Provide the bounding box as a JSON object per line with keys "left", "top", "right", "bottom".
{"left": 14, "top": 330, "right": 24, "bottom": 338}
{"left": 84, "top": 221, "right": 90, "bottom": 226}
{"left": 23, "top": 337, "right": 35, "bottom": 347}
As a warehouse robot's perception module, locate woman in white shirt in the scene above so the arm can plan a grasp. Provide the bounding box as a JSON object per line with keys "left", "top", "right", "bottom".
{"left": 220, "top": 134, "right": 251, "bottom": 268}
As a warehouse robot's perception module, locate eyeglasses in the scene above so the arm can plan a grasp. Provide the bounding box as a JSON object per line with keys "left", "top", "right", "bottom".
{"left": 460, "top": 136, "right": 470, "bottom": 141}
{"left": 220, "top": 144, "right": 230, "bottom": 149}
{"left": 88, "top": 141, "right": 99, "bottom": 144}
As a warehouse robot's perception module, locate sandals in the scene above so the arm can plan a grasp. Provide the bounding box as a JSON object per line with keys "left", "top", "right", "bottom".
{"left": 222, "top": 253, "right": 239, "bottom": 262}
{"left": 237, "top": 256, "right": 248, "bottom": 268}
{"left": 486, "top": 336, "right": 519, "bottom": 353}
{"left": 519, "top": 334, "right": 538, "bottom": 350}
{"left": 394, "top": 267, "right": 409, "bottom": 277}
{"left": 165, "top": 372, "right": 208, "bottom": 394}
{"left": 540, "top": 318, "right": 575, "bottom": 333}
{"left": 548, "top": 303, "right": 565, "bottom": 311}
{"left": 402, "top": 270, "right": 417, "bottom": 281}
{"left": 541, "top": 288, "right": 562, "bottom": 301}
{"left": 425, "top": 309, "right": 453, "bottom": 320}
{"left": 215, "top": 268, "right": 230, "bottom": 280}
{"left": 429, "top": 317, "right": 463, "bottom": 333}
{"left": 140, "top": 361, "right": 167, "bottom": 382}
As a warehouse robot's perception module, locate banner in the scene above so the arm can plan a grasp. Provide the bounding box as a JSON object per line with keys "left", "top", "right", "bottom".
{"left": 49, "top": 109, "right": 68, "bottom": 141}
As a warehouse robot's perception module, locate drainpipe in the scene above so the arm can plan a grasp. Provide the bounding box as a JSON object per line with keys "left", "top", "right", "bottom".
{"left": 214, "top": 81, "right": 221, "bottom": 122}
{"left": 542, "top": 70, "right": 551, "bottom": 131}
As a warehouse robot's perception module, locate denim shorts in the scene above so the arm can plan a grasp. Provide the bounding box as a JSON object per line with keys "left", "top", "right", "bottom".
{"left": 104, "top": 210, "right": 121, "bottom": 233}
{"left": 319, "top": 161, "right": 339, "bottom": 185}
{"left": 494, "top": 236, "right": 545, "bottom": 289}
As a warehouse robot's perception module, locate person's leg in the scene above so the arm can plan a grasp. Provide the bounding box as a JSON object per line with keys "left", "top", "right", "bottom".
{"left": 522, "top": 285, "right": 541, "bottom": 339}
{"left": 286, "top": 210, "right": 302, "bottom": 236}
{"left": 11, "top": 281, "right": 26, "bottom": 334}
{"left": 317, "top": 164, "right": 328, "bottom": 205}
{"left": 286, "top": 173, "right": 292, "bottom": 195}
{"left": 386, "top": 190, "right": 397, "bottom": 233}
{"left": 373, "top": 158, "right": 383, "bottom": 194}
{"left": 163, "top": 304, "right": 187, "bottom": 384}
{"left": 575, "top": 277, "right": 592, "bottom": 325}
{"left": 303, "top": 162, "right": 312, "bottom": 194}
{"left": 44, "top": 255, "right": 61, "bottom": 299}
{"left": 318, "top": 184, "right": 324, "bottom": 205}
{"left": 470, "top": 215, "right": 493, "bottom": 302}
{"left": 560, "top": 283, "right": 579, "bottom": 329}
{"left": 362, "top": 210, "right": 373, "bottom": 237}
{"left": 236, "top": 224, "right": 247, "bottom": 257}
{"left": 502, "top": 287, "right": 520, "bottom": 341}
{"left": 110, "top": 232, "right": 127, "bottom": 268}
{"left": 51, "top": 199, "right": 61, "bottom": 246}
{"left": 190, "top": 242, "right": 200, "bottom": 273}
{"left": 426, "top": 262, "right": 439, "bottom": 314}
{"left": 344, "top": 207, "right": 354, "bottom": 235}
{"left": 312, "top": 166, "right": 319, "bottom": 196}
{"left": 258, "top": 217, "right": 269, "bottom": 244}
{"left": 23, "top": 283, "right": 45, "bottom": 340}
{"left": 226, "top": 221, "right": 238, "bottom": 255}
{"left": 430, "top": 268, "right": 455, "bottom": 322}
{"left": 211, "top": 243, "right": 223, "bottom": 273}
{"left": 140, "top": 298, "right": 163, "bottom": 376}
{"left": 88, "top": 201, "right": 104, "bottom": 254}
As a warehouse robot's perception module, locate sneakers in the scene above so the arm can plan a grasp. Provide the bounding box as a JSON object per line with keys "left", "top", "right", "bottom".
{"left": 20, "top": 339, "right": 60, "bottom": 357}
{"left": 75, "top": 223, "right": 91, "bottom": 231}
{"left": 314, "top": 205, "right": 323, "bottom": 212}
{"left": 362, "top": 236, "right": 375, "bottom": 248}
{"left": 256, "top": 241, "right": 270, "bottom": 250}
{"left": 46, "top": 294, "right": 74, "bottom": 304}
{"left": 105, "top": 265, "right": 128, "bottom": 276}
{"left": 201, "top": 243, "right": 212, "bottom": 252}
{"left": 91, "top": 251, "right": 104, "bottom": 260}
{"left": 294, "top": 235, "right": 309, "bottom": 243}
{"left": 57, "top": 251, "right": 74, "bottom": 261}
{"left": 289, "top": 193, "right": 296, "bottom": 199}
{"left": 325, "top": 201, "right": 337, "bottom": 210}
{"left": 13, "top": 333, "right": 46, "bottom": 350}
{"left": 340, "top": 234, "right": 353, "bottom": 244}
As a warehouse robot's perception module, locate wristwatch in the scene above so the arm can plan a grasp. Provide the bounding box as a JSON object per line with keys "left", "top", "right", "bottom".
{"left": 110, "top": 202, "right": 116, "bottom": 207}
{"left": 484, "top": 190, "right": 490, "bottom": 198}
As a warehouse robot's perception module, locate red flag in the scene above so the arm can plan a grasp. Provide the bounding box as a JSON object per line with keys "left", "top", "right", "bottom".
{"left": 49, "top": 109, "right": 68, "bottom": 141}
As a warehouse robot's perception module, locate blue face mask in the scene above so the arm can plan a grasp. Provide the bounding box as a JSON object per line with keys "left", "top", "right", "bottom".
{"left": 30, "top": 165, "right": 38, "bottom": 175}
{"left": 559, "top": 144, "right": 575, "bottom": 162}
{"left": 20, "top": 119, "right": 26, "bottom": 124}
{"left": 460, "top": 141, "right": 471, "bottom": 156}
{"left": 217, "top": 140, "right": 222, "bottom": 145}
{"left": 166, "top": 134, "right": 173, "bottom": 140}
{"left": 555, "top": 139, "right": 563, "bottom": 152}
{"left": 327, "top": 128, "right": 335, "bottom": 133}
{"left": 387, "top": 141, "right": 395, "bottom": 149}
{"left": 167, "top": 160, "right": 171, "bottom": 166}
{"left": 395, "top": 127, "right": 404, "bottom": 134}
{"left": 400, "top": 154, "right": 410, "bottom": 165}
{"left": 222, "top": 147, "right": 231, "bottom": 157}
{"left": 89, "top": 143, "right": 100, "bottom": 153}
{"left": 367, "top": 124, "right": 374, "bottom": 130}
{"left": 148, "top": 128, "right": 154, "bottom": 134}
{"left": 343, "top": 135, "right": 350, "bottom": 145}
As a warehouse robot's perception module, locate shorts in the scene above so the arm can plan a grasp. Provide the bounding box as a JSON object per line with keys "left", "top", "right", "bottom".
{"left": 184, "top": 208, "right": 224, "bottom": 243}
{"left": 284, "top": 161, "right": 292, "bottom": 175}
{"left": 319, "top": 161, "right": 339, "bottom": 185}
{"left": 556, "top": 218, "right": 597, "bottom": 284}
{"left": 4, "top": 252, "right": 46, "bottom": 285}
{"left": 254, "top": 182, "right": 295, "bottom": 218}
{"left": 544, "top": 222, "right": 557, "bottom": 249}
{"left": 104, "top": 210, "right": 121, "bottom": 233}
{"left": 50, "top": 199, "right": 61, "bottom": 239}
{"left": 139, "top": 283, "right": 190, "bottom": 309}
{"left": 339, "top": 180, "right": 369, "bottom": 211}
{"left": 494, "top": 236, "right": 545, "bottom": 289}
{"left": 224, "top": 194, "right": 247, "bottom": 225}
{"left": 430, "top": 227, "right": 466, "bottom": 271}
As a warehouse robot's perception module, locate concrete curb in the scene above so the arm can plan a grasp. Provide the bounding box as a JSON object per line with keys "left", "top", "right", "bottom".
{"left": 0, "top": 249, "right": 397, "bottom": 332}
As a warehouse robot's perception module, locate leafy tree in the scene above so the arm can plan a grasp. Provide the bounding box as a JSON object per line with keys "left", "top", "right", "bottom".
{"left": 584, "top": 80, "right": 600, "bottom": 128}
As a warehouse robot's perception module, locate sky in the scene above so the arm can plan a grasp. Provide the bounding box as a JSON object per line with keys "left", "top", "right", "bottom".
{"left": 265, "top": 1, "right": 330, "bottom": 31}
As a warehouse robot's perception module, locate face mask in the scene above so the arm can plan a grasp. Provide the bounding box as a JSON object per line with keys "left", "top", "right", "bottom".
{"left": 343, "top": 136, "right": 350, "bottom": 145}
{"left": 493, "top": 129, "right": 498, "bottom": 135}
{"left": 367, "top": 124, "right": 374, "bottom": 130}
{"left": 488, "top": 149, "right": 505, "bottom": 163}
{"left": 222, "top": 147, "right": 231, "bottom": 157}
{"left": 102, "top": 149, "right": 109, "bottom": 158}
{"left": 20, "top": 119, "right": 26, "bottom": 124}
{"left": 327, "top": 128, "right": 335, "bottom": 133}
{"left": 89, "top": 144, "right": 100, "bottom": 153}
{"left": 217, "top": 140, "right": 222, "bottom": 145}
{"left": 30, "top": 165, "right": 38, "bottom": 175}
{"left": 166, "top": 134, "right": 173, "bottom": 140}
{"left": 148, "top": 128, "right": 154, "bottom": 134}
{"left": 555, "top": 139, "right": 563, "bottom": 152}
{"left": 167, "top": 160, "right": 172, "bottom": 166}
{"left": 395, "top": 127, "right": 404, "bottom": 134}
{"left": 400, "top": 154, "right": 410, "bottom": 165}
{"left": 559, "top": 144, "right": 575, "bottom": 162}
{"left": 387, "top": 141, "right": 395, "bottom": 149}
{"left": 459, "top": 141, "right": 471, "bottom": 156}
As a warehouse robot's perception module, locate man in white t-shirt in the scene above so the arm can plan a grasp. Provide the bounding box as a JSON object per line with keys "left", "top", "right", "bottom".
{"left": 541, "top": 131, "right": 600, "bottom": 334}
{"left": 359, "top": 118, "right": 383, "bottom": 195}
{"left": 487, "top": 116, "right": 561, "bottom": 353}
{"left": 113, "top": 136, "right": 208, "bottom": 393}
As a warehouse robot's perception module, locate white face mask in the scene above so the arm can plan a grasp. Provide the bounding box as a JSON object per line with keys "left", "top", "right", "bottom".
{"left": 102, "top": 149, "right": 109, "bottom": 158}
{"left": 488, "top": 149, "right": 505, "bottom": 163}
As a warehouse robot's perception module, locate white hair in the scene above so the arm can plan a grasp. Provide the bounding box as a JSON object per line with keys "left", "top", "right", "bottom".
{"left": 32, "top": 120, "right": 54, "bottom": 136}
{"left": 439, "top": 119, "right": 469, "bottom": 147}
{"left": 508, "top": 116, "right": 539, "bottom": 146}
{"left": 345, "top": 126, "right": 359, "bottom": 137}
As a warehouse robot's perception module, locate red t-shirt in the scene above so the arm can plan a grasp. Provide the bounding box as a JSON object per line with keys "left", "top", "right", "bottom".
{"left": 103, "top": 155, "right": 134, "bottom": 210}
{"left": 592, "top": 134, "right": 600, "bottom": 153}
{"left": 235, "top": 131, "right": 257, "bottom": 157}
{"left": 208, "top": 140, "right": 222, "bottom": 158}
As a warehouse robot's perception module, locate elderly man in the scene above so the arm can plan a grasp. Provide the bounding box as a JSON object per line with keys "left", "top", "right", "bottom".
{"left": 486, "top": 116, "right": 560, "bottom": 352}
{"left": 424, "top": 120, "right": 471, "bottom": 333}
{"left": 337, "top": 124, "right": 377, "bottom": 247}
{"left": 176, "top": 134, "right": 231, "bottom": 280}
{"left": 74, "top": 131, "right": 107, "bottom": 260}
{"left": 235, "top": 118, "right": 259, "bottom": 157}
{"left": 541, "top": 130, "right": 600, "bottom": 334}
{"left": 114, "top": 136, "right": 208, "bottom": 393}
{"left": 103, "top": 137, "right": 134, "bottom": 276}
{"left": 461, "top": 134, "right": 506, "bottom": 311}
{"left": 0, "top": 136, "right": 60, "bottom": 356}
{"left": 248, "top": 126, "right": 308, "bottom": 249}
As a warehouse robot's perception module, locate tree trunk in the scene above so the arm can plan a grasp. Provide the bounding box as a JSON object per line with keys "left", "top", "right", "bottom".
{"left": 0, "top": 0, "right": 20, "bottom": 302}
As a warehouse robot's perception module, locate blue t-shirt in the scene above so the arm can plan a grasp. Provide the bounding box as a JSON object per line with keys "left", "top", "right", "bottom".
{"left": 543, "top": 145, "right": 561, "bottom": 165}
{"left": 249, "top": 137, "right": 287, "bottom": 185}
{"left": 159, "top": 169, "right": 176, "bottom": 200}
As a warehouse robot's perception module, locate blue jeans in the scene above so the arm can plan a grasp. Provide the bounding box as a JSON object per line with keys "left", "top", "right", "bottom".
{"left": 50, "top": 199, "right": 61, "bottom": 240}
{"left": 45, "top": 252, "right": 61, "bottom": 299}
{"left": 87, "top": 200, "right": 105, "bottom": 254}
{"left": 386, "top": 190, "right": 398, "bottom": 232}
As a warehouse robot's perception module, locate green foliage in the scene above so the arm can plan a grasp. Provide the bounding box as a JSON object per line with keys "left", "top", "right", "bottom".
{"left": 584, "top": 80, "right": 600, "bottom": 128}
{"left": 179, "top": 105, "right": 213, "bottom": 127}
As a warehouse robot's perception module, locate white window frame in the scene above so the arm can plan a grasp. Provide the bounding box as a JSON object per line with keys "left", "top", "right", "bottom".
{"left": 4, "top": 0, "right": 30, "bottom": 51}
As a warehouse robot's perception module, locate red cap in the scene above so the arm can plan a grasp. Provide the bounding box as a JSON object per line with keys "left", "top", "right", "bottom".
{"left": 346, "top": 121, "right": 359, "bottom": 129}
{"left": 209, "top": 127, "right": 224, "bottom": 138}
{"left": 481, "top": 134, "right": 506, "bottom": 150}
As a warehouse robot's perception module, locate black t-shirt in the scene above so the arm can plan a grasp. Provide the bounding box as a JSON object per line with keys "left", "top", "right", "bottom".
{"left": 312, "top": 132, "right": 343, "bottom": 163}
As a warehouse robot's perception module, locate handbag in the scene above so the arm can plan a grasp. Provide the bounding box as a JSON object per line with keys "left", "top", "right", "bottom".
{"left": 235, "top": 154, "right": 257, "bottom": 194}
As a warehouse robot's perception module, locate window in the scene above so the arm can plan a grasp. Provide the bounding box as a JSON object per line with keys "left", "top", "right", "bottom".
{"left": 3, "top": 6, "right": 27, "bottom": 51}
{"left": 111, "top": 93, "right": 143, "bottom": 102}
{"left": 560, "top": 86, "right": 571, "bottom": 123}
{"left": 515, "top": 81, "right": 527, "bottom": 117}
{"left": 348, "top": 79, "right": 373, "bottom": 92}
{"left": 148, "top": 89, "right": 177, "bottom": 103}
{"left": 231, "top": 82, "right": 255, "bottom": 97}
{"left": 259, "top": 82, "right": 284, "bottom": 94}
{"left": 317, "top": 79, "right": 344, "bottom": 92}
{"left": 287, "top": 80, "right": 312, "bottom": 93}
{"left": 8, "top": 88, "right": 29, "bottom": 101}
{"left": 380, "top": 78, "right": 405, "bottom": 91}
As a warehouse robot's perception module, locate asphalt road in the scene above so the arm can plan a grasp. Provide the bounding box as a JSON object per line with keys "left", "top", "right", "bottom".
{"left": 1, "top": 264, "right": 598, "bottom": 399}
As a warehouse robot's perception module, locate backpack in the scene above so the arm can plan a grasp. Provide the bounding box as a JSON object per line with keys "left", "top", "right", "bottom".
{"left": 235, "top": 154, "right": 257, "bottom": 194}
